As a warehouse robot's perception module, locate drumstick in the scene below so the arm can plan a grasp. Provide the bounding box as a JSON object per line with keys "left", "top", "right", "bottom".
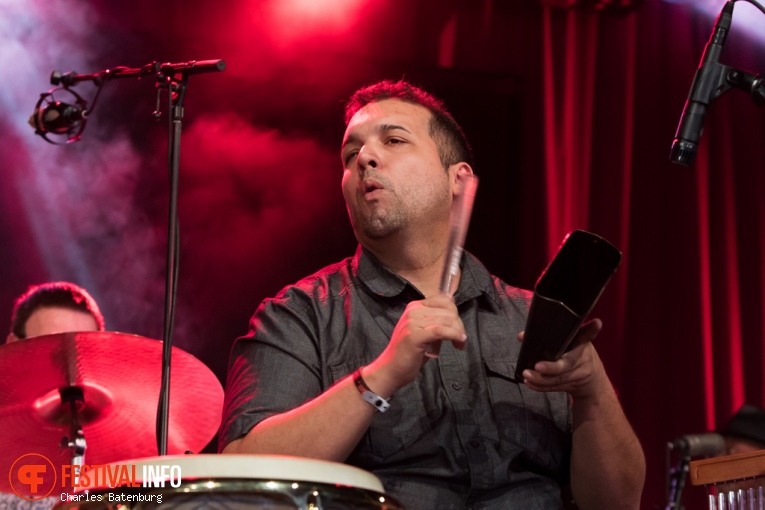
{"left": 425, "top": 174, "right": 479, "bottom": 358}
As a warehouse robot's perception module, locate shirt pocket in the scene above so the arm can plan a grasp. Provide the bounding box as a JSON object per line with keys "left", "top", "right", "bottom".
{"left": 330, "top": 362, "right": 430, "bottom": 461}
{"left": 483, "top": 357, "right": 570, "bottom": 471}
{"left": 483, "top": 358, "right": 529, "bottom": 448}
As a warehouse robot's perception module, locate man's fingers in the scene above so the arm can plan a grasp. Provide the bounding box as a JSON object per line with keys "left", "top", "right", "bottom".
{"left": 534, "top": 356, "right": 572, "bottom": 374}
{"left": 418, "top": 294, "right": 460, "bottom": 314}
{"left": 423, "top": 323, "right": 467, "bottom": 342}
{"left": 567, "top": 318, "right": 603, "bottom": 350}
{"left": 398, "top": 298, "right": 467, "bottom": 356}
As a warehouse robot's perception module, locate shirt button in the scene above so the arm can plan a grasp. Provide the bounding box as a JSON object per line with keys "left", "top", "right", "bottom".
{"left": 469, "top": 440, "right": 480, "bottom": 448}
{"left": 451, "top": 382, "right": 462, "bottom": 390}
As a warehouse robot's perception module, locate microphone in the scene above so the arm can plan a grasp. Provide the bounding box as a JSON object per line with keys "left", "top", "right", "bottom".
{"left": 669, "top": 1, "right": 734, "bottom": 166}
{"left": 29, "top": 88, "right": 89, "bottom": 144}
{"left": 30, "top": 100, "right": 85, "bottom": 134}
{"left": 672, "top": 432, "right": 725, "bottom": 457}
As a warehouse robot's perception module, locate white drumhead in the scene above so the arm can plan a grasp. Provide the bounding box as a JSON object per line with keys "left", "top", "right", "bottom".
{"left": 77, "top": 454, "right": 384, "bottom": 493}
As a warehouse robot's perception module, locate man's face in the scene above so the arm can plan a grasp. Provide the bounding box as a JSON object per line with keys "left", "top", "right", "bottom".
{"left": 341, "top": 99, "right": 453, "bottom": 242}
{"left": 12, "top": 306, "right": 98, "bottom": 342}
{"left": 725, "top": 437, "right": 765, "bottom": 456}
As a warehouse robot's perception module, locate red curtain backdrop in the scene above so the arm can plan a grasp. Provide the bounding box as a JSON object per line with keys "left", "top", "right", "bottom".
{"left": 540, "top": 2, "right": 765, "bottom": 506}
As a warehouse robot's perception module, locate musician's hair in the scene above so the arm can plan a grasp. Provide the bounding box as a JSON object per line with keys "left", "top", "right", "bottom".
{"left": 10, "top": 281, "right": 105, "bottom": 339}
{"left": 721, "top": 404, "right": 765, "bottom": 447}
{"left": 344, "top": 79, "right": 474, "bottom": 171}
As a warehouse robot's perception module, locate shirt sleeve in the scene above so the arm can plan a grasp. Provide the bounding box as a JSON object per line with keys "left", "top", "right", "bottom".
{"left": 218, "top": 287, "right": 322, "bottom": 451}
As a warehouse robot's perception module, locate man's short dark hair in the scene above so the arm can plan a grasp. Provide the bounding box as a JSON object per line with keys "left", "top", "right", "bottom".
{"left": 720, "top": 404, "right": 765, "bottom": 447}
{"left": 344, "top": 79, "right": 475, "bottom": 170}
{"left": 10, "top": 281, "right": 105, "bottom": 339}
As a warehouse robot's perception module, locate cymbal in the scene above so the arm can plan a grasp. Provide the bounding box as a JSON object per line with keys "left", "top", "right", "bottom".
{"left": 0, "top": 331, "right": 223, "bottom": 494}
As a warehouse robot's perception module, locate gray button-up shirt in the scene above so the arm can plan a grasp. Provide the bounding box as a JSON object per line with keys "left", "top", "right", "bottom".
{"left": 221, "top": 246, "right": 572, "bottom": 509}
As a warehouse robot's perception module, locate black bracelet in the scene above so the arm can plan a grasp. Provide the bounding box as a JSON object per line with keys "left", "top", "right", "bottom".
{"left": 352, "top": 369, "right": 390, "bottom": 413}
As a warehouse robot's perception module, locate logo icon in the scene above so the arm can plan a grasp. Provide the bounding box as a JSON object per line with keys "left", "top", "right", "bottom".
{"left": 9, "top": 453, "right": 57, "bottom": 501}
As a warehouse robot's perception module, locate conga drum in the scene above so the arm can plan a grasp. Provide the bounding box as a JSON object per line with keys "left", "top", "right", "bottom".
{"left": 53, "top": 454, "right": 403, "bottom": 509}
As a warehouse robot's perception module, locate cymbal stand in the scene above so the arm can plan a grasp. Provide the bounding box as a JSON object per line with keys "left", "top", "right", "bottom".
{"left": 60, "top": 386, "right": 86, "bottom": 485}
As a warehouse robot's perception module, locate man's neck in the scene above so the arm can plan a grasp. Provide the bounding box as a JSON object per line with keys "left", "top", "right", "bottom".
{"left": 362, "top": 229, "right": 456, "bottom": 298}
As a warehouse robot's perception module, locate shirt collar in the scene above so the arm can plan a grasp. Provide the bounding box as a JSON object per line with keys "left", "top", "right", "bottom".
{"left": 455, "top": 251, "right": 500, "bottom": 307}
{"left": 352, "top": 244, "right": 500, "bottom": 307}
{"left": 352, "top": 245, "right": 412, "bottom": 298}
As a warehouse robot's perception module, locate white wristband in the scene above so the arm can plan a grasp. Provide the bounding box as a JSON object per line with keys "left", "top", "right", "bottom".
{"left": 352, "top": 369, "right": 390, "bottom": 413}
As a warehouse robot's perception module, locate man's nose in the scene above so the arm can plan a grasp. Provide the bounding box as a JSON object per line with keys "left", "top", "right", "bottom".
{"left": 356, "top": 145, "right": 379, "bottom": 172}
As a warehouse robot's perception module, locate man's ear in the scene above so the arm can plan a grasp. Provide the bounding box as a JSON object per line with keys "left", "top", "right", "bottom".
{"left": 449, "top": 162, "right": 474, "bottom": 196}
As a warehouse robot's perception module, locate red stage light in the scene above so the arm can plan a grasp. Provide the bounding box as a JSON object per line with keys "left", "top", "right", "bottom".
{"left": 268, "top": 0, "right": 368, "bottom": 38}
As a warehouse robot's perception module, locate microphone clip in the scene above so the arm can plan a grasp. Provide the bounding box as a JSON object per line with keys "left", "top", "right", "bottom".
{"left": 29, "top": 87, "right": 88, "bottom": 145}
{"left": 726, "top": 69, "right": 765, "bottom": 107}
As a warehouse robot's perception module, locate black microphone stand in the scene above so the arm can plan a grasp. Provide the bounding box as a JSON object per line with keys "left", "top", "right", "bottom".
{"left": 39, "top": 59, "right": 225, "bottom": 457}
{"left": 665, "top": 442, "right": 692, "bottom": 510}
{"left": 156, "top": 68, "right": 185, "bottom": 458}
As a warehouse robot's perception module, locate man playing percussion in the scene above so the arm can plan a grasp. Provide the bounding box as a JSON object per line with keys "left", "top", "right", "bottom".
{"left": 720, "top": 404, "right": 765, "bottom": 456}
{"left": 2, "top": 281, "right": 104, "bottom": 510}
{"left": 6, "top": 281, "right": 105, "bottom": 344}
{"left": 221, "top": 80, "right": 645, "bottom": 509}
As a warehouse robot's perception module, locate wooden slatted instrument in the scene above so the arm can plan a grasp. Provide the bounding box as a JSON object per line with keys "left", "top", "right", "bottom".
{"left": 689, "top": 450, "right": 765, "bottom": 509}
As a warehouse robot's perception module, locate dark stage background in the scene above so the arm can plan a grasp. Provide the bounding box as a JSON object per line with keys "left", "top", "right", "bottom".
{"left": 1, "top": 0, "right": 764, "bottom": 507}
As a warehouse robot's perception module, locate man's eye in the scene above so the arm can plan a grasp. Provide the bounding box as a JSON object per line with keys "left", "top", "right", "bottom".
{"left": 387, "top": 138, "right": 404, "bottom": 145}
{"left": 344, "top": 151, "right": 358, "bottom": 165}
